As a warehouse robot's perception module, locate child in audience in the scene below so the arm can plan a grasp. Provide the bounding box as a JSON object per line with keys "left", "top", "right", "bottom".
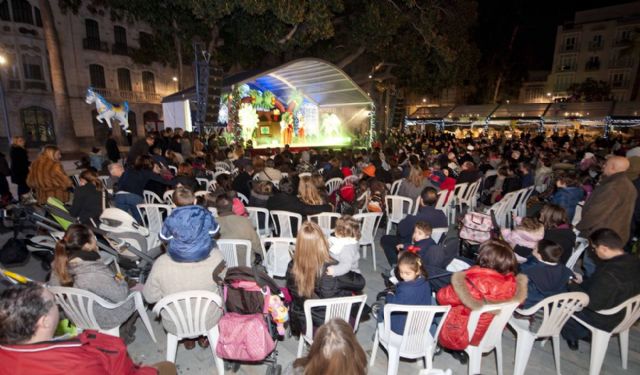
{"left": 501, "top": 216, "right": 545, "bottom": 260}
{"left": 160, "top": 186, "right": 220, "bottom": 262}
{"left": 395, "top": 221, "right": 447, "bottom": 269}
{"left": 376, "top": 251, "right": 433, "bottom": 334}
{"left": 519, "top": 239, "right": 573, "bottom": 308}
{"left": 326, "top": 215, "right": 361, "bottom": 276}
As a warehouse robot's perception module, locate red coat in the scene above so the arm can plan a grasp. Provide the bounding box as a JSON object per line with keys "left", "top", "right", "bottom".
{"left": 436, "top": 266, "right": 527, "bottom": 350}
{"left": 0, "top": 330, "right": 157, "bottom": 375}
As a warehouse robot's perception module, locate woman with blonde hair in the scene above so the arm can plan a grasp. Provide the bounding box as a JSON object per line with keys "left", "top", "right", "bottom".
{"left": 285, "top": 222, "right": 365, "bottom": 335}
{"left": 285, "top": 318, "right": 367, "bottom": 375}
{"left": 27, "top": 145, "right": 72, "bottom": 204}
{"left": 297, "top": 176, "right": 332, "bottom": 216}
{"left": 397, "top": 164, "right": 436, "bottom": 202}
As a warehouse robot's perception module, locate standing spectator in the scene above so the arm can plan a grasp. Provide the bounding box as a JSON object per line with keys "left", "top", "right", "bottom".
{"left": 0, "top": 151, "right": 12, "bottom": 205}
{"left": 577, "top": 156, "right": 637, "bottom": 243}
{"left": 126, "top": 134, "right": 154, "bottom": 166}
{"left": 27, "top": 145, "right": 72, "bottom": 204}
{"left": 105, "top": 131, "right": 121, "bottom": 163}
{"left": 181, "top": 132, "right": 192, "bottom": 159}
{"left": 9, "top": 136, "right": 30, "bottom": 200}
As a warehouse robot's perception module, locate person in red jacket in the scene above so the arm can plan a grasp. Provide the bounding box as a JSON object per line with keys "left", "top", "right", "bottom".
{"left": 0, "top": 283, "right": 175, "bottom": 375}
{"left": 436, "top": 240, "right": 527, "bottom": 363}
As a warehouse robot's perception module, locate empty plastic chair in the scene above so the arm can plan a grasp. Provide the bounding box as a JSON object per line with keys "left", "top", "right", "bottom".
{"left": 353, "top": 212, "right": 383, "bottom": 270}
{"left": 261, "top": 237, "right": 296, "bottom": 278}
{"left": 385, "top": 195, "right": 414, "bottom": 235}
{"left": 270, "top": 210, "right": 302, "bottom": 238}
{"left": 216, "top": 239, "right": 253, "bottom": 267}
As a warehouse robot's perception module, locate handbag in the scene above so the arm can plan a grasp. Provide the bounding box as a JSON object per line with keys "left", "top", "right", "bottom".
{"left": 459, "top": 212, "right": 493, "bottom": 244}
{"left": 215, "top": 313, "right": 275, "bottom": 361}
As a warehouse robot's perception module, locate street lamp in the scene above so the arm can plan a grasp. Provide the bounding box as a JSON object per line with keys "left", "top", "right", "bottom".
{"left": 0, "top": 53, "right": 11, "bottom": 141}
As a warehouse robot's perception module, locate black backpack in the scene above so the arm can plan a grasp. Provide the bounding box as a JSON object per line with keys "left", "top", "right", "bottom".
{"left": 0, "top": 238, "right": 29, "bottom": 266}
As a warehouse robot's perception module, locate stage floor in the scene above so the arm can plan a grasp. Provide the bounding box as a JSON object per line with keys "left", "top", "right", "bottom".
{"left": 251, "top": 135, "right": 353, "bottom": 149}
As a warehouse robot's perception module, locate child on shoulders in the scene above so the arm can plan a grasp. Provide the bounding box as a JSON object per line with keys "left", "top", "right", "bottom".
{"left": 326, "top": 215, "right": 361, "bottom": 276}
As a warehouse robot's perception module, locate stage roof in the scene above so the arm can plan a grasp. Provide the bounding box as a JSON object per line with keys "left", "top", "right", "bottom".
{"left": 162, "top": 58, "right": 373, "bottom": 108}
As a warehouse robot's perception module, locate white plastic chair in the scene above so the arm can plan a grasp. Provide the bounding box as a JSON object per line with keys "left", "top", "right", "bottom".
{"left": 508, "top": 292, "right": 590, "bottom": 375}
{"left": 195, "top": 190, "right": 209, "bottom": 198}
{"left": 353, "top": 212, "right": 383, "bottom": 270}
{"left": 297, "top": 294, "right": 368, "bottom": 357}
{"left": 463, "top": 301, "right": 520, "bottom": 375}
{"left": 261, "top": 237, "right": 296, "bottom": 278}
{"left": 143, "top": 190, "right": 163, "bottom": 204}
{"left": 163, "top": 190, "right": 175, "bottom": 206}
{"left": 48, "top": 287, "right": 156, "bottom": 342}
{"left": 385, "top": 195, "right": 414, "bottom": 235}
{"left": 196, "top": 177, "right": 209, "bottom": 190}
{"left": 325, "top": 177, "right": 343, "bottom": 195}
{"left": 216, "top": 239, "right": 252, "bottom": 267}
{"left": 236, "top": 192, "right": 249, "bottom": 205}
{"left": 151, "top": 290, "right": 224, "bottom": 373}
{"left": 370, "top": 304, "right": 451, "bottom": 375}
{"left": 453, "top": 183, "right": 469, "bottom": 205}
{"left": 215, "top": 162, "right": 231, "bottom": 172}
{"left": 390, "top": 179, "right": 402, "bottom": 195}
{"left": 168, "top": 165, "right": 178, "bottom": 176}
{"left": 98, "top": 175, "right": 111, "bottom": 189}
{"left": 570, "top": 294, "right": 640, "bottom": 375}
{"left": 344, "top": 175, "right": 360, "bottom": 185}
{"left": 307, "top": 212, "right": 341, "bottom": 237}
{"left": 435, "top": 190, "right": 454, "bottom": 224}
{"left": 246, "top": 206, "right": 272, "bottom": 237}
{"left": 418, "top": 370, "right": 452, "bottom": 375}
{"left": 136, "top": 203, "right": 172, "bottom": 234}
{"left": 572, "top": 201, "right": 584, "bottom": 227}
{"left": 565, "top": 237, "right": 589, "bottom": 271}
{"left": 460, "top": 180, "right": 481, "bottom": 210}
{"left": 206, "top": 180, "right": 219, "bottom": 193}
{"left": 431, "top": 228, "right": 448, "bottom": 244}
{"left": 207, "top": 207, "right": 218, "bottom": 217}
{"left": 270, "top": 210, "right": 302, "bottom": 238}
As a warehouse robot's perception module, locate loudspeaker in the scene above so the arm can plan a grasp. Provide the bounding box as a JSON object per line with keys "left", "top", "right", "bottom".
{"left": 205, "top": 64, "right": 224, "bottom": 125}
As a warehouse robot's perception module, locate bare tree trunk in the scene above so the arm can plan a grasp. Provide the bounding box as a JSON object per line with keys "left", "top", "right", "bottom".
{"left": 172, "top": 18, "right": 184, "bottom": 90}
{"left": 38, "top": 0, "right": 80, "bottom": 151}
{"left": 492, "top": 25, "right": 519, "bottom": 103}
{"left": 337, "top": 46, "right": 366, "bottom": 69}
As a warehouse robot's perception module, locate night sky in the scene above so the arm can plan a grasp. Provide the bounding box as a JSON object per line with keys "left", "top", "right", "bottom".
{"left": 477, "top": 0, "right": 634, "bottom": 72}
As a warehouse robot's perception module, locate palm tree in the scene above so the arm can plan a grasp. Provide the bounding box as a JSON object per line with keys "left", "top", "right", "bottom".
{"left": 38, "top": 0, "right": 80, "bottom": 151}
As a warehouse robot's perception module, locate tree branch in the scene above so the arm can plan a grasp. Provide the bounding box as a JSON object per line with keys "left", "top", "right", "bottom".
{"left": 337, "top": 46, "right": 366, "bottom": 69}
{"left": 278, "top": 24, "right": 299, "bottom": 44}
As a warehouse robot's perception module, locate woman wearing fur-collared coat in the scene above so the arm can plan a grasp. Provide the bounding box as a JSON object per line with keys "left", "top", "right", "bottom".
{"left": 436, "top": 240, "right": 528, "bottom": 350}
{"left": 27, "top": 145, "right": 72, "bottom": 204}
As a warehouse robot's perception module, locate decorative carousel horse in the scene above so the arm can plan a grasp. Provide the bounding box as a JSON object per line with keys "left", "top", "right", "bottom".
{"left": 85, "top": 87, "right": 130, "bottom": 132}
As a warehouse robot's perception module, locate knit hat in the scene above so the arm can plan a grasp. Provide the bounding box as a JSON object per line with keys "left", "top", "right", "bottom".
{"left": 362, "top": 164, "right": 376, "bottom": 177}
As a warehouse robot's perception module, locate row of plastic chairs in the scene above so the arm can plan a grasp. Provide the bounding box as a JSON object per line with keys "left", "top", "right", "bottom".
{"left": 487, "top": 186, "right": 535, "bottom": 228}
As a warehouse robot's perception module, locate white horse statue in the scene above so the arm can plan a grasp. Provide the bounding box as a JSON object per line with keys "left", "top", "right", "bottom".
{"left": 85, "top": 87, "right": 130, "bottom": 132}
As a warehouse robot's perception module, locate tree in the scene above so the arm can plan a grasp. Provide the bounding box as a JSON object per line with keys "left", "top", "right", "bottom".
{"left": 566, "top": 78, "right": 612, "bottom": 102}
{"left": 39, "top": 0, "right": 80, "bottom": 151}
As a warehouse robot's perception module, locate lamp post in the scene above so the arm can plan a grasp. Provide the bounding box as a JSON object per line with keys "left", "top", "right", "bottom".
{"left": 0, "top": 54, "right": 11, "bottom": 141}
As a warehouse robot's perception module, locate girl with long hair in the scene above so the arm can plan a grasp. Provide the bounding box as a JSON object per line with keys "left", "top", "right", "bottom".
{"left": 297, "top": 176, "right": 332, "bottom": 216}
{"left": 49, "top": 224, "right": 135, "bottom": 339}
{"left": 285, "top": 222, "right": 365, "bottom": 334}
{"left": 69, "top": 169, "right": 105, "bottom": 225}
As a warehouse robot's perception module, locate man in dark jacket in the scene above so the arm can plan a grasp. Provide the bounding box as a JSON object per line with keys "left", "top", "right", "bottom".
{"left": 0, "top": 283, "right": 170, "bottom": 374}
{"left": 562, "top": 229, "right": 640, "bottom": 350}
{"left": 381, "top": 187, "right": 448, "bottom": 267}
{"left": 105, "top": 131, "right": 120, "bottom": 162}
{"left": 126, "top": 134, "right": 154, "bottom": 166}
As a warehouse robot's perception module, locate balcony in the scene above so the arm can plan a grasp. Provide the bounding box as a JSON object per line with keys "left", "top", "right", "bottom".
{"left": 83, "top": 38, "right": 109, "bottom": 52}
{"left": 588, "top": 41, "right": 603, "bottom": 51}
{"left": 24, "top": 80, "right": 47, "bottom": 91}
{"left": 559, "top": 45, "right": 579, "bottom": 53}
{"left": 609, "top": 58, "right": 634, "bottom": 69}
{"left": 611, "top": 80, "right": 631, "bottom": 89}
{"left": 91, "top": 88, "right": 161, "bottom": 104}
{"left": 557, "top": 64, "right": 577, "bottom": 72}
{"left": 585, "top": 62, "right": 601, "bottom": 71}
{"left": 614, "top": 38, "right": 632, "bottom": 47}
{"left": 111, "top": 43, "right": 132, "bottom": 56}
{"left": 8, "top": 79, "right": 21, "bottom": 90}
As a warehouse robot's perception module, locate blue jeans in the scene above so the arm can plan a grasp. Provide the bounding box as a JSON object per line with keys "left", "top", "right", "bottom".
{"left": 113, "top": 192, "right": 144, "bottom": 223}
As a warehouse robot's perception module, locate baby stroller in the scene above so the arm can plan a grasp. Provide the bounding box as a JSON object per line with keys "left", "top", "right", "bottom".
{"left": 214, "top": 266, "right": 287, "bottom": 375}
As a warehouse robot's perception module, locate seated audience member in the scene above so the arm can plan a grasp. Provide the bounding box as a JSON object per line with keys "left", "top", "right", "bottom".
{"left": 326, "top": 215, "right": 361, "bottom": 277}
{"left": 519, "top": 239, "right": 573, "bottom": 308}
{"left": 397, "top": 165, "right": 436, "bottom": 203}
{"left": 69, "top": 169, "right": 105, "bottom": 225}
{"left": 376, "top": 251, "right": 433, "bottom": 334}
{"left": 501, "top": 217, "right": 545, "bottom": 260}
{"left": 171, "top": 162, "right": 199, "bottom": 192}
{"left": 394, "top": 221, "right": 452, "bottom": 272}
{"left": 232, "top": 164, "right": 254, "bottom": 200}
{"left": 256, "top": 158, "right": 283, "bottom": 183}
{"left": 519, "top": 163, "right": 534, "bottom": 188}
{"left": 456, "top": 161, "right": 482, "bottom": 184}
{"left": 107, "top": 162, "right": 124, "bottom": 190}
{"left": 297, "top": 176, "right": 333, "bottom": 216}
{"left": 285, "top": 319, "right": 367, "bottom": 375}
{"left": 249, "top": 180, "right": 274, "bottom": 208}
{"left": 562, "top": 228, "right": 640, "bottom": 350}
{"left": 437, "top": 240, "right": 527, "bottom": 361}
{"left": 0, "top": 283, "right": 175, "bottom": 374}
{"left": 48, "top": 224, "right": 135, "bottom": 342}
{"left": 539, "top": 204, "right": 576, "bottom": 264}
{"left": 380, "top": 187, "right": 447, "bottom": 266}
{"left": 549, "top": 173, "right": 584, "bottom": 223}
{"left": 286, "top": 222, "right": 365, "bottom": 335}
{"left": 211, "top": 194, "right": 262, "bottom": 263}
{"left": 267, "top": 177, "right": 302, "bottom": 213}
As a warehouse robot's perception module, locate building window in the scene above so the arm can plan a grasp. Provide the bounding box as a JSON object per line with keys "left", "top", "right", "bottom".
{"left": 117, "top": 68, "right": 132, "bottom": 91}
{"left": 11, "top": 0, "right": 33, "bottom": 24}
{"left": 127, "top": 111, "right": 137, "bottom": 143}
{"left": 610, "top": 72, "right": 626, "bottom": 88}
{"left": 0, "top": 0, "right": 10, "bottom": 21}
{"left": 21, "top": 106, "right": 55, "bottom": 146}
{"left": 142, "top": 71, "right": 155, "bottom": 93}
{"left": 89, "top": 64, "right": 106, "bottom": 88}
{"left": 22, "top": 54, "right": 43, "bottom": 80}
{"left": 85, "top": 19, "right": 100, "bottom": 40}
{"left": 113, "top": 25, "right": 128, "bottom": 55}
{"left": 559, "top": 55, "right": 576, "bottom": 71}
{"left": 589, "top": 34, "right": 603, "bottom": 50}
{"left": 585, "top": 56, "right": 600, "bottom": 71}
{"left": 34, "top": 6, "right": 41, "bottom": 27}
{"left": 563, "top": 36, "right": 576, "bottom": 51}
{"left": 139, "top": 31, "right": 153, "bottom": 46}
{"left": 555, "top": 74, "right": 574, "bottom": 91}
